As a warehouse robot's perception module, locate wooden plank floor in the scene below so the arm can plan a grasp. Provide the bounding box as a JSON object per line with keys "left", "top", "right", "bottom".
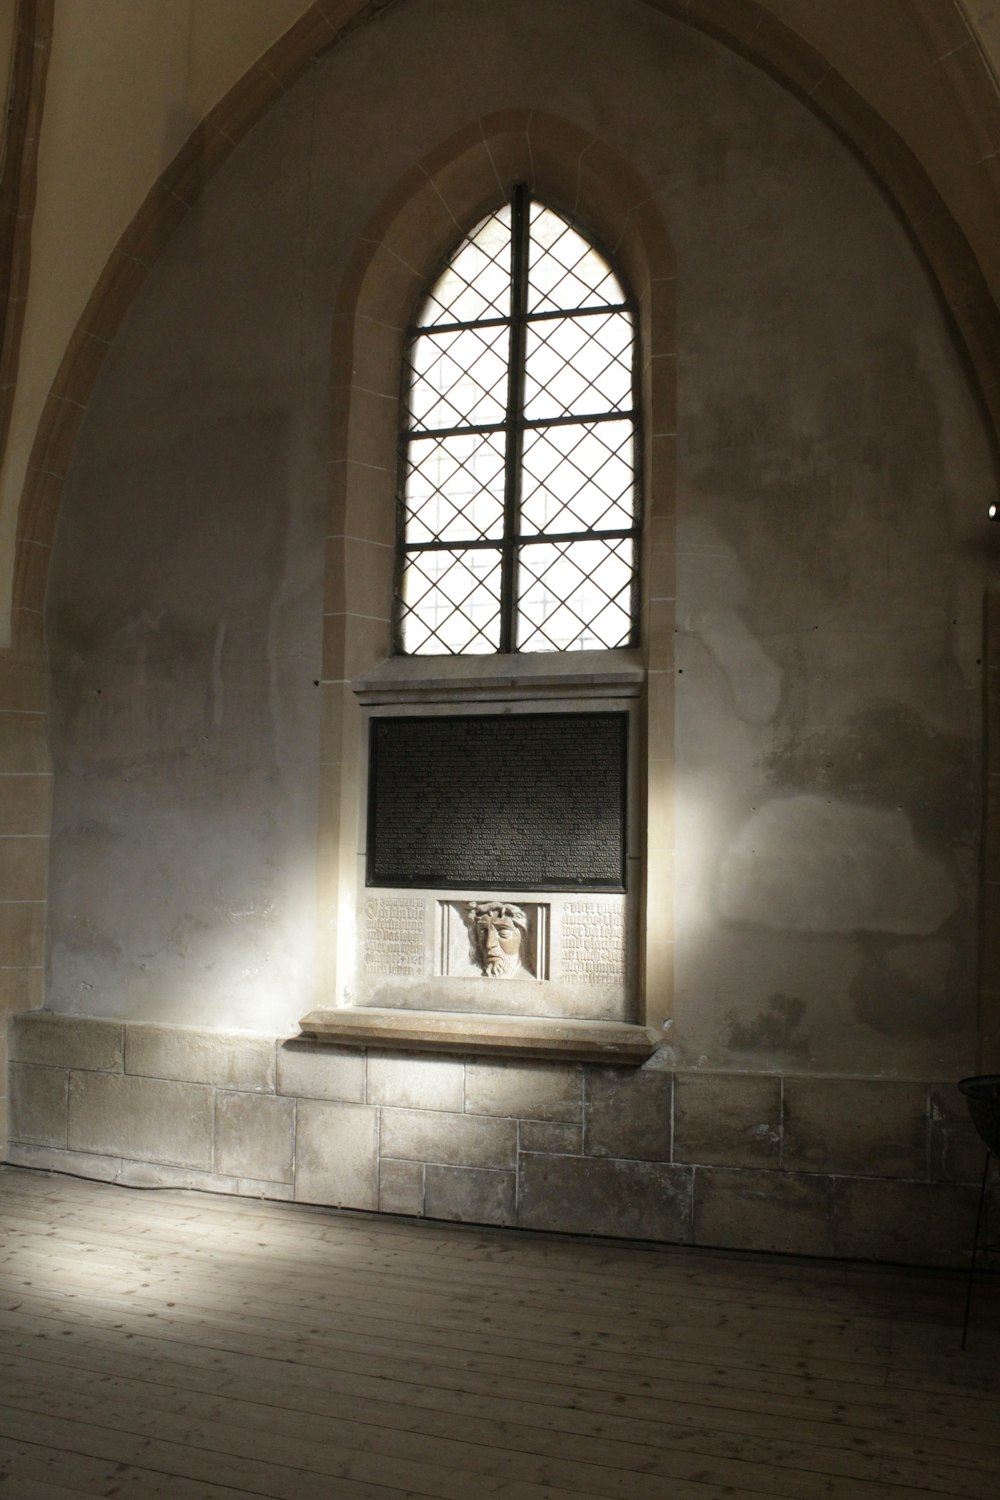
{"left": 1, "top": 1166, "right": 998, "bottom": 1500}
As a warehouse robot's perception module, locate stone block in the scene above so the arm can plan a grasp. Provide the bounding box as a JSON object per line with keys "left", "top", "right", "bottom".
{"left": 0, "top": 836, "right": 48, "bottom": 900}
{"left": 0, "top": 773, "right": 50, "bottom": 835}
{"left": 8, "top": 1063, "right": 68, "bottom": 1147}
{"left": 519, "top": 1120, "right": 582, "bottom": 1155}
{"left": 237, "top": 1179, "right": 294, "bottom": 1201}
{"left": 379, "top": 1108, "right": 517, "bottom": 1169}
{"left": 379, "top": 1157, "right": 425, "bottom": 1215}
{"left": 68, "top": 1072, "right": 214, "bottom": 1169}
{"left": 465, "top": 1060, "right": 582, "bottom": 1122}
{"left": 367, "top": 1052, "right": 464, "bottom": 1111}
{"left": 295, "top": 1100, "right": 378, "bottom": 1209}
{"left": 928, "top": 1084, "right": 987, "bottom": 1184}
{"left": 833, "top": 1178, "right": 978, "bottom": 1267}
{"left": 783, "top": 1078, "right": 927, "bottom": 1177}
{"left": 518, "top": 1153, "right": 692, "bottom": 1241}
{"left": 585, "top": 1067, "right": 672, "bottom": 1160}
{"left": 276, "top": 1040, "right": 366, "bottom": 1102}
{"left": 0, "top": 902, "right": 45, "bottom": 967}
{"left": 0, "top": 968, "right": 43, "bottom": 1015}
{"left": 126, "top": 1023, "right": 275, "bottom": 1092}
{"left": 425, "top": 1165, "right": 516, "bottom": 1226}
{"left": 10, "top": 1012, "right": 123, "bottom": 1072}
{"left": 673, "top": 1073, "right": 781, "bottom": 1168}
{"left": 215, "top": 1091, "right": 294, "bottom": 1183}
{"left": 0, "top": 712, "right": 50, "bottom": 774}
{"left": 120, "top": 1160, "right": 240, "bottom": 1194}
{"left": 695, "top": 1168, "right": 834, "bottom": 1257}
{"left": 4, "top": 1142, "right": 122, "bottom": 1182}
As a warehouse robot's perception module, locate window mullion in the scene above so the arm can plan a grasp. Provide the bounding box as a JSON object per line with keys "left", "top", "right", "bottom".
{"left": 500, "top": 185, "right": 530, "bottom": 654}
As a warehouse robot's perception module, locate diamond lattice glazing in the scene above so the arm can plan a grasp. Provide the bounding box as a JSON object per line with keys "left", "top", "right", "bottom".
{"left": 399, "top": 191, "right": 637, "bottom": 655}
{"left": 528, "top": 203, "right": 626, "bottom": 314}
{"left": 408, "top": 324, "right": 509, "bottom": 432}
{"left": 419, "top": 207, "right": 513, "bottom": 327}
{"left": 523, "top": 312, "right": 633, "bottom": 421}
{"left": 399, "top": 548, "right": 503, "bottom": 655}
{"left": 516, "top": 538, "right": 634, "bottom": 652}
{"left": 520, "top": 422, "right": 633, "bottom": 536}
{"left": 405, "top": 432, "right": 507, "bottom": 544}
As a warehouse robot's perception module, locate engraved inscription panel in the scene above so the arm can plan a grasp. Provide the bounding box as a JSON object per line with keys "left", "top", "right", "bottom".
{"left": 562, "top": 901, "right": 626, "bottom": 984}
{"left": 363, "top": 897, "right": 426, "bottom": 977}
{"left": 367, "top": 713, "right": 626, "bottom": 890}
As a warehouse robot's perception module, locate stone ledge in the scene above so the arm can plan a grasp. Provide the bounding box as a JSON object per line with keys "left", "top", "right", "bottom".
{"left": 298, "top": 1008, "right": 659, "bottom": 1064}
{"left": 353, "top": 648, "right": 645, "bottom": 703}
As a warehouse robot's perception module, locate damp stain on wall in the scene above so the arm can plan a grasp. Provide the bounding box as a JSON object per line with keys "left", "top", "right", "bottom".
{"left": 761, "top": 700, "right": 977, "bottom": 849}
{"left": 717, "top": 794, "right": 959, "bottom": 935}
{"left": 849, "top": 929, "right": 967, "bottom": 1041}
{"left": 726, "top": 993, "right": 809, "bottom": 1059}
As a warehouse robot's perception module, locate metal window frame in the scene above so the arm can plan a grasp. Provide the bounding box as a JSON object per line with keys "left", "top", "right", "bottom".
{"left": 394, "top": 185, "right": 642, "bottom": 655}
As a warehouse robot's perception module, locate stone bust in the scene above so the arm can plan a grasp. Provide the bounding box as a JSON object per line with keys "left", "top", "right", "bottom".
{"left": 466, "top": 901, "right": 528, "bottom": 978}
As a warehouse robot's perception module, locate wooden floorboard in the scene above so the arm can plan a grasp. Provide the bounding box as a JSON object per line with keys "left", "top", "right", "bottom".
{"left": 1, "top": 1165, "right": 998, "bottom": 1499}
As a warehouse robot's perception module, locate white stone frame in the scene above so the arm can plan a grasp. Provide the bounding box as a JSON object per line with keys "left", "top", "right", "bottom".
{"left": 352, "top": 683, "right": 643, "bottom": 1022}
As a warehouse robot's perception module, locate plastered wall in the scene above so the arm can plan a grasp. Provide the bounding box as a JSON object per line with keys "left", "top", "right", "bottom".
{"left": 10, "top": 0, "right": 997, "bottom": 1260}
{"left": 0, "top": 0, "right": 312, "bottom": 642}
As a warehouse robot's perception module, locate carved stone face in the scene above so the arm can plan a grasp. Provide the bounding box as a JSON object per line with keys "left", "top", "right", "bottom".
{"left": 468, "top": 903, "right": 526, "bottom": 978}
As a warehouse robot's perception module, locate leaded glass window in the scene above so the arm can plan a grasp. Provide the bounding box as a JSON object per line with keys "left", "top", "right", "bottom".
{"left": 396, "top": 187, "right": 639, "bottom": 655}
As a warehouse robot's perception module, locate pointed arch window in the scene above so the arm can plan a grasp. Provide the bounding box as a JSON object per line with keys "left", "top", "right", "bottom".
{"left": 396, "top": 187, "right": 639, "bottom": 655}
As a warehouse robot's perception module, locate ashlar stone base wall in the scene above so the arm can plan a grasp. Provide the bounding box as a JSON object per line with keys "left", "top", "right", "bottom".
{"left": 5, "top": 1012, "right": 989, "bottom": 1268}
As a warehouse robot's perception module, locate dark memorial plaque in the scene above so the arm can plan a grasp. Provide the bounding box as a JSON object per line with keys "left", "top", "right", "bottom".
{"left": 367, "top": 712, "right": 627, "bottom": 891}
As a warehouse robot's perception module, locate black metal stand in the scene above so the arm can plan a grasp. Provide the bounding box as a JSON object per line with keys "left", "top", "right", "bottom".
{"left": 962, "top": 1149, "right": 994, "bottom": 1350}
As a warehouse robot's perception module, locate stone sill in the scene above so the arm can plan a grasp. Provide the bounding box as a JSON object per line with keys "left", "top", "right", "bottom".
{"left": 298, "top": 1008, "right": 659, "bottom": 1064}
{"left": 353, "top": 648, "right": 645, "bottom": 704}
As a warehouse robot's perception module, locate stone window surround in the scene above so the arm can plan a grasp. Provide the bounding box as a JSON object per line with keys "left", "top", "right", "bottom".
{"left": 313, "top": 113, "right": 676, "bottom": 1060}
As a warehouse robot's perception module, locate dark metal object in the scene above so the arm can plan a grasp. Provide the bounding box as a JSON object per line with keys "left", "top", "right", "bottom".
{"left": 499, "top": 185, "right": 530, "bottom": 653}
{"left": 960, "top": 1074, "right": 1000, "bottom": 1153}
{"left": 409, "top": 406, "right": 631, "bottom": 442}
{"left": 958, "top": 1074, "right": 1000, "bottom": 1349}
{"left": 366, "top": 711, "right": 628, "bottom": 891}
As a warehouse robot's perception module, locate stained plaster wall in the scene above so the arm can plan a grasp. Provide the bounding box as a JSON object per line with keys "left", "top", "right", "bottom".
{"left": 17, "top": 0, "right": 996, "bottom": 1254}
